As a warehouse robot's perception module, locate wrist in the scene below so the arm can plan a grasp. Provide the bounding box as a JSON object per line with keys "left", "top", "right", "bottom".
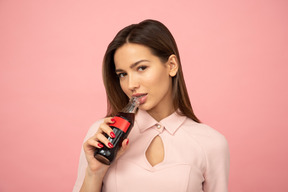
{"left": 86, "top": 165, "right": 109, "bottom": 179}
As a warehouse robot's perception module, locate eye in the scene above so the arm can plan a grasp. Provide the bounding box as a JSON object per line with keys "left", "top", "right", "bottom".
{"left": 137, "top": 66, "right": 147, "bottom": 71}
{"left": 116, "top": 72, "right": 127, "bottom": 78}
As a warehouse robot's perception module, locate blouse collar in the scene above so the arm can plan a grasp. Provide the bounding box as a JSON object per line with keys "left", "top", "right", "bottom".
{"left": 135, "top": 109, "right": 187, "bottom": 135}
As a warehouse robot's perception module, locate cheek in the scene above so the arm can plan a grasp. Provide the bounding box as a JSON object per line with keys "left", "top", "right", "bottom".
{"left": 119, "top": 80, "right": 129, "bottom": 95}
{"left": 147, "top": 69, "right": 169, "bottom": 84}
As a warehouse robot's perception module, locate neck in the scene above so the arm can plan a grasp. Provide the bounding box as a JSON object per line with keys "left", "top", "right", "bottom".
{"left": 147, "top": 87, "right": 175, "bottom": 122}
{"left": 147, "top": 106, "right": 175, "bottom": 122}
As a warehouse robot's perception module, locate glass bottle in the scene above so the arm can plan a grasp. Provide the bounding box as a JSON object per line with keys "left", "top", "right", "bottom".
{"left": 94, "top": 96, "right": 140, "bottom": 165}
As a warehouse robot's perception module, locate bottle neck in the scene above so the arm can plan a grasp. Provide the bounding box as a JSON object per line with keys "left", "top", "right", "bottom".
{"left": 121, "top": 97, "right": 140, "bottom": 113}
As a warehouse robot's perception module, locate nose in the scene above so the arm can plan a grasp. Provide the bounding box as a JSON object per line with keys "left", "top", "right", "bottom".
{"left": 127, "top": 74, "right": 140, "bottom": 92}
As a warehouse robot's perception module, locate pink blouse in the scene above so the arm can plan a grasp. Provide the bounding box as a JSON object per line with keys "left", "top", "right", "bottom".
{"left": 73, "top": 110, "right": 230, "bottom": 192}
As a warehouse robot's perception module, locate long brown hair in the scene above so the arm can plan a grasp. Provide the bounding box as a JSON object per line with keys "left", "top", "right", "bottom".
{"left": 102, "top": 19, "right": 200, "bottom": 123}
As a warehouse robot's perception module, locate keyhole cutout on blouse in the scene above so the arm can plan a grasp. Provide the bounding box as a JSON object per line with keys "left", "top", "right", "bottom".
{"left": 145, "top": 135, "right": 165, "bottom": 167}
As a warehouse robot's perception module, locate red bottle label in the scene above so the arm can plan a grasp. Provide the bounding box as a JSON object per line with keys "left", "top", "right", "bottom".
{"left": 109, "top": 116, "right": 131, "bottom": 133}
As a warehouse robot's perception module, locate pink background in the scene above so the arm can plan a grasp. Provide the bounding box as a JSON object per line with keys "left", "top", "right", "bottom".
{"left": 0, "top": 0, "right": 287, "bottom": 191}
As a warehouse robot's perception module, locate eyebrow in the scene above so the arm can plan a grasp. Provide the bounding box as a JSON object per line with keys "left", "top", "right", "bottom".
{"left": 115, "top": 60, "right": 150, "bottom": 73}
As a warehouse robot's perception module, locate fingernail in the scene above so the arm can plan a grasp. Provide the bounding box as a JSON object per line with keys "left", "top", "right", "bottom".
{"left": 111, "top": 118, "right": 116, "bottom": 122}
{"left": 126, "top": 138, "right": 129, "bottom": 145}
{"left": 110, "top": 132, "right": 115, "bottom": 138}
{"left": 108, "top": 142, "right": 114, "bottom": 148}
{"left": 97, "top": 143, "right": 103, "bottom": 148}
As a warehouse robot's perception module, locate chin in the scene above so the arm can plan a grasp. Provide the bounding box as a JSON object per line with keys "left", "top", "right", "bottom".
{"left": 138, "top": 103, "right": 152, "bottom": 111}
{"left": 138, "top": 105, "right": 147, "bottom": 111}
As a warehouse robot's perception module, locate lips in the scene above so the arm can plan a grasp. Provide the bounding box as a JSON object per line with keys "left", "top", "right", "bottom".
{"left": 132, "top": 93, "right": 148, "bottom": 104}
{"left": 133, "top": 93, "right": 147, "bottom": 97}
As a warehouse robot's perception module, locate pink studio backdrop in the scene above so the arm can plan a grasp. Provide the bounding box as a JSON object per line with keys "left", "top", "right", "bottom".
{"left": 0, "top": 0, "right": 287, "bottom": 191}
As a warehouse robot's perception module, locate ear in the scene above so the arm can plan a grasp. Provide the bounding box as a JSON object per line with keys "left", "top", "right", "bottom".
{"left": 167, "top": 54, "right": 179, "bottom": 77}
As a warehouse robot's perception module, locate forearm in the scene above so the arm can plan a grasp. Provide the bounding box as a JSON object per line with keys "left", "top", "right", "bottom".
{"left": 80, "top": 167, "right": 107, "bottom": 192}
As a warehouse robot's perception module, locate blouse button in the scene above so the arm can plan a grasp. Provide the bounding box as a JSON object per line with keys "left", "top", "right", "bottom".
{"left": 156, "top": 124, "right": 161, "bottom": 129}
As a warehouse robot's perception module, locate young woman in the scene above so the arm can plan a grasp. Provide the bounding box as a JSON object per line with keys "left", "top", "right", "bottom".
{"left": 73, "top": 19, "right": 229, "bottom": 192}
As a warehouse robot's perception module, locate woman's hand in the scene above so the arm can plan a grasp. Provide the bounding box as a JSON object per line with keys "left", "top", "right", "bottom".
{"left": 80, "top": 117, "right": 130, "bottom": 191}
{"left": 83, "top": 117, "right": 130, "bottom": 177}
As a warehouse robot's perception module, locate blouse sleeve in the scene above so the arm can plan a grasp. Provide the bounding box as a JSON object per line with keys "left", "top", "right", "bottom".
{"left": 72, "top": 121, "right": 102, "bottom": 192}
{"left": 203, "top": 133, "right": 230, "bottom": 192}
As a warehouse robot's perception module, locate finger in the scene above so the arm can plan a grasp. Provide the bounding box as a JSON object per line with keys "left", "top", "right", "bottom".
{"left": 104, "top": 117, "right": 116, "bottom": 124}
{"left": 117, "top": 138, "right": 129, "bottom": 157}
{"left": 87, "top": 139, "right": 104, "bottom": 148}
{"left": 96, "top": 133, "right": 114, "bottom": 148}
{"left": 96, "top": 117, "right": 114, "bottom": 134}
{"left": 99, "top": 119, "right": 116, "bottom": 138}
{"left": 123, "top": 138, "right": 129, "bottom": 148}
{"left": 84, "top": 138, "right": 104, "bottom": 151}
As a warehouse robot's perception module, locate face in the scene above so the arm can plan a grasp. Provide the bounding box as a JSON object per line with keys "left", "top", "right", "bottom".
{"left": 114, "top": 43, "right": 177, "bottom": 120}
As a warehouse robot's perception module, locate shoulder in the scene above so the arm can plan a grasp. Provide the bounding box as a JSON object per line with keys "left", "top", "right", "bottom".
{"left": 181, "top": 118, "right": 229, "bottom": 152}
